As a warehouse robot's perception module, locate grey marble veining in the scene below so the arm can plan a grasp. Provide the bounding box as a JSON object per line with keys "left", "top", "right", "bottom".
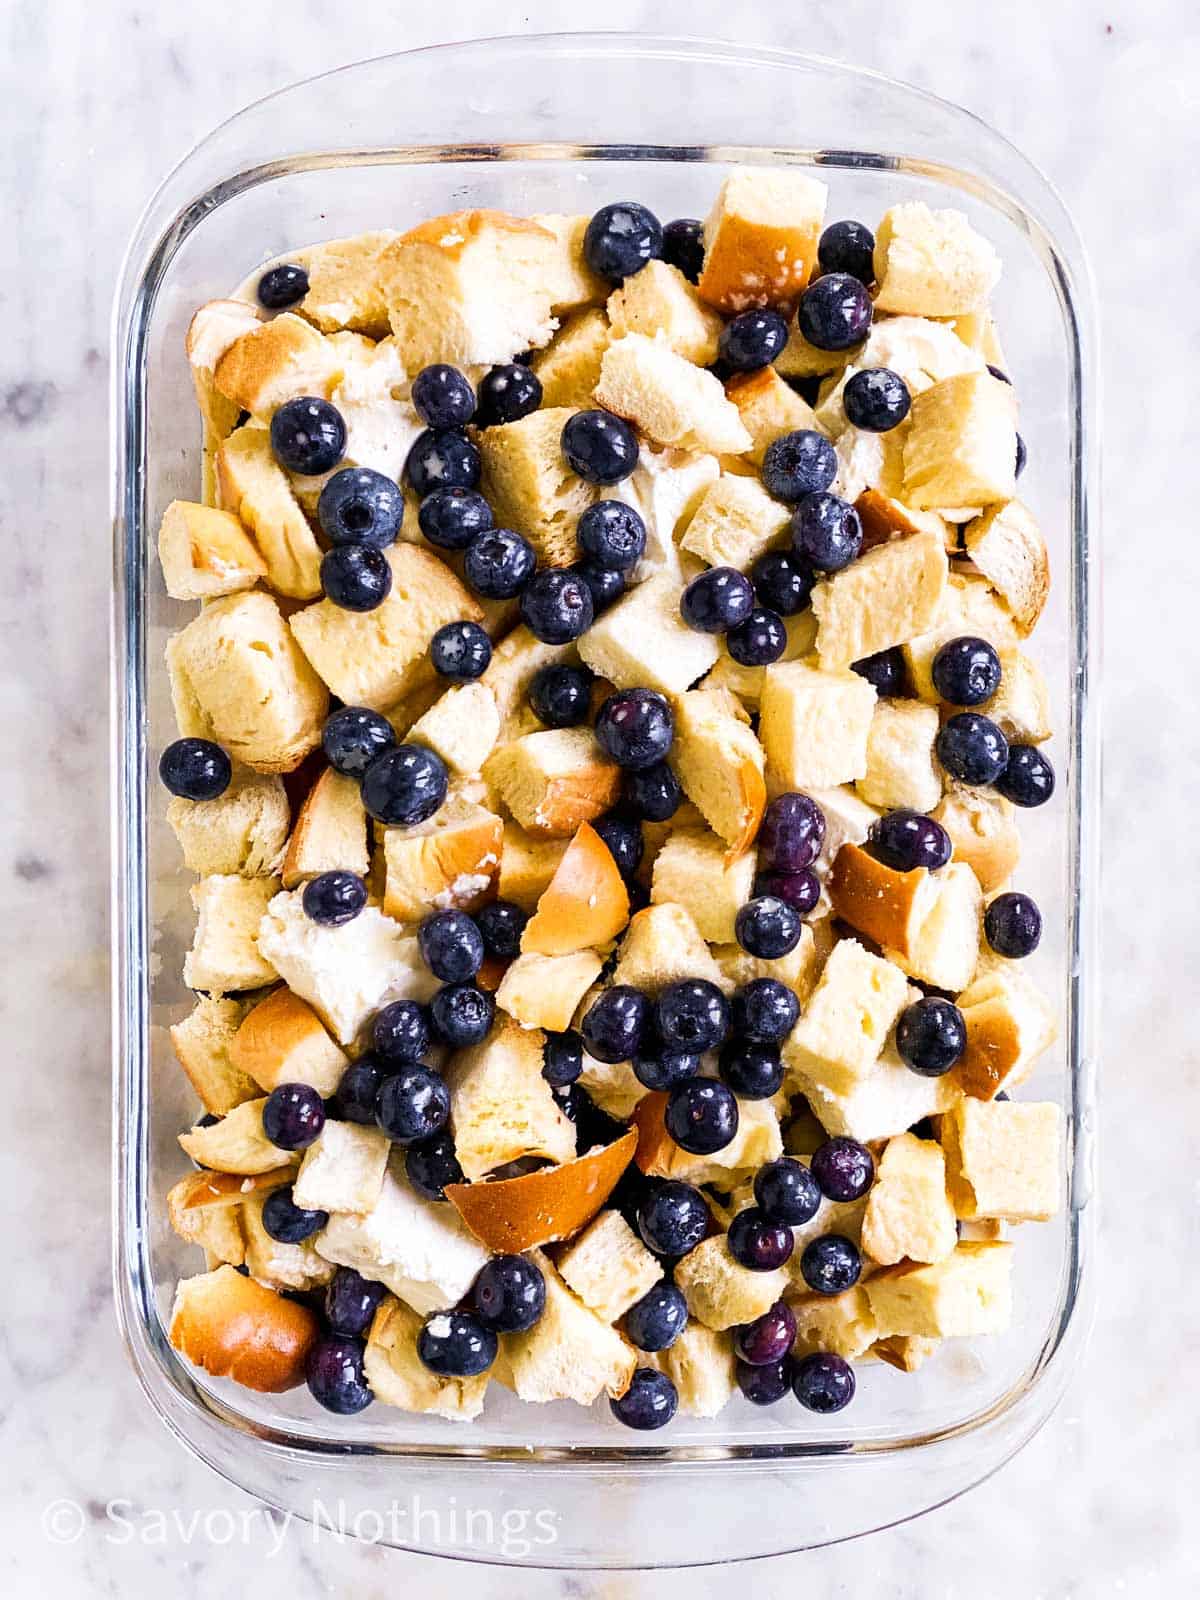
{"left": 2, "top": 0, "right": 1196, "bottom": 1594}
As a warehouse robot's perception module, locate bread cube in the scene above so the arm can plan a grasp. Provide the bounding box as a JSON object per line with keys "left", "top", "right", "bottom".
{"left": 186, "top": 298, "right": 263, "bottom": 440}
{"left": 183, "top": 874, "right": 280, "bottom": 993}
{"left": 646, "top": 1322, "right": 736, "bottom": 1418}
{"left": 776, "top": 314, "right": 857, "bottom": 379}
{"left": 241, "top": 1192, "right": 336, "bottom": 1291}
{"left": 670, "top": 688, "right": 766, "bottom": 856}
{"left": 902, "top": 372, "right": 1018, "bottom": 511}
{"left": 178, "top": 1097, "right": 296, "bottom": 1177}
{"left": 904, "top": 572, "right": 1020, "bottom": 702}
{"left": 759, "top": 661, "right": 876, "bottom": 790}
{"left": 963, "top": 499, "right": 1050, "bottom": 634}
{"left": 365, "top": 1294, "right": 488, "bottom": 1420}
{"left": 931, "top": 784, "right": 1020, "bottom": 893}
{"left": 556, "top": 1210, "right": 664, "bottom": 1323}
{"left": 679, "top": 475, "right": 790, "bottom": 572}
{"left": 293, "top": 337, "right": 422, "bottom": 506}
{"left": 497, "top": 822, "right": 569, "bottom": 912}
{"left": 952, "top": 966, "right": 1058, "bottom": 1099}
{"left": 861, "top": 1133, "right": 958, "bottom": 1265}
{"left": 865, "top": 1240, "right": 1012, "bottom": 1339}
{"left": 496, "top": 950, "right": 604, "bottom": 1033}
{"left": 595, "top": 333, "right": 752, "bottom": 455}
{"left": 856, "top": 699, "right": 942, "bottom": 813}
{"left": 281, "top": 768, "right": 368, "bottom": 889}
{"left": 650, "top": 828, "right": 756, "bottom": 944}
{"left": 983, "top": 648, "right": 1053, "bottom": 744}
{"left": 829, "top": 421, "right": 907, "bottom": 504}
{"left": 827, "top": 844, "right": 937, "bottom": 960}
{"left": 607, "top": 259, "right": 723, "bottom": 364}
{"left": 789, "top": 1286, "right": 879, "bottom": 1360}
{"left": 873, "top": 203, "right": 1002, "bottom": 317}
{"left": 871, "top": 1333, "right": 940, "bottom": 1373}
{"left": 634, "top": 1093, "right": 783, "bottom": 1189}
{"left": 577, "top": 570, "right": 721, "bottom": 696}
{"left": 499, "top": 1249, "right": 636, "bottom": 1404}
{"left": 293, "top": 1120, "right": 391, "bottom": 1215}
{"left": 817, "top": 314, "right": 984, "bottom": 439}
{"left": 711, "top": 922, "right": 822, "bottom": 1002}
{"left": 167, "top": 766, "right": 289, "bottom": 878}
{"left": 291, "top": 230, "right": 396, "bottom": 335}
{"left": 213, "top": 312, "right": 341, "bottom": 417}
{"left": 382, "top": 792, "right": 502, "bottom": 922}
{"left": 484, "top": 727, "right": 621, "bottom": 838}
{"left": 229, "top": 987, "right": 349, "bottom": 1096}
{"left": 530, "top": 212, "right": 609, "bottom": 313}
{"left": 167, "top": 1170, "right": 251, "bottom": 1267}
{"left": 942, "top": 1097, "right": 1061, "bottom": 1222}
{"left": 611, "top": 903, "right": 731, "bottom": 996}
{"left": 170, "top": 995, "right": 258, "bottom": 1115}
{"left": 810, "top": 785, "right": 881, "bottom": 878}
{"left": 611, "top": 444, "right": 721, "bottom": 583}
{"left": 855, "top": 489, "right": 953, "bottom": 555}
{"left": 706, "top": 609, "right": 818, "bottom": 709}
{"left": 157, "top": 499, "right": 267, "bottom": 602}
{"left": 447, "top": 1018, "right": 576, "bottom": 1181}
{"left": 725, "top": 367, "right": 821, "bottom": 465}
{"left": 697, "top": 169, "right": 827, "bottom": 312}
{"left": 812, "top": 530, "right": 948, "bottom": 670}
{"left": 576, "top": 1053, "right": 649, "bottom": 1121}
{"left": 882, "top": 860, "right": 982, "bottom": 994}
{"left": 213, "top": 427, "right": 325, "bottom": 599}
{"left": 478, "top": 407, "right": 598, "bottom": 567}
{"left": 674, "top": 1235, "right": 786, "bottom": 1330}
{"left": 521, "top": 821, "right": 630, "bottom": 956}
{"left": 406, "top": 681, "right": 502, "bottom": 778}
{"left": 800, "top": 1036, "right": 961, "bottom": 1144}
{"left": 784, "top": 938, "right": 911, "bottom": 1096}
{"left": 530, "top": 307, "right": 611, "bottom": 408}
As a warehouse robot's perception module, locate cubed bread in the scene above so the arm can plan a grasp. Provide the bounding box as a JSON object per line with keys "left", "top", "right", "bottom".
{"left": 240, "top": 1190, "right": 337, "bottom": 1292}
{"left": 290, "top": 230, "right": 396, "bottom": 335}
{"left": 789, "top": 1286, "right": 879, "bottom": 1360}
{"left": 902, "top": 372, "right": 1018, "bottom": 511}
{"left": 577, "top": 571, "right": 721, "bottom": 696}
{"left": 697, "top": 169, "right": 827, "bottom": 312}
{"left": 183, "top": 874, "right": 281, "bottom": 993}
{"left": 380, "top": 209, "right": 560, "bottom": 369}
{"left": 784, "top": 938, "right": 911, "bottom": 1096}
{"left": 882, "top": 860, "right": 982, "bottom": 994}
{"left": 610, "top": 902, "right": 731, "bottom": 996}
{"left": 178, "top": 1097, "right": 296, "bottom": 1176}
{"left": 963, "top": 499, "right": 1050, "bottom": 634}
{"left": 364, "top": 1294, "right": 488, "bottom": 1420}
{"left": 406, "top": 681, "right": 502, "bottom": 777}
{"left": 186, "top": 299, "right": 263, "bottom": 440}
{"left": 157, "top": 500, "right": 268, "bottom": 601}
{"left": 646, "top": 1321, "right": 736, "bottom": 1418}
{"left": 520, "top": 820, "right": 630, "bottom": 956}
{"left": 575, "top": 1053, "right": 650, "bottom": 1121}
{"left": 873, "top": 203, "right": 1002, "bottom": 317}
{"left": 496, "top": 951, "right": 604, "bottom": 1033}
{"left": 871, "top": 1333, "right": 940, "bottom": 1372}
{"left": 856, "top": 699, "right": 942, "bottom": 812}
{"left": 776, "top": 315, "right": 858, "bottom": 379}
{"left": 167, "top": 1170, "right": 251, "bottom": 1267}
{"left": 213, "top": 312, "right": 341, "bottom": 418}
{"left": 904, "top": 572, "right": 1020, "bottom": 703}
{"left": 530, "top": 308, "right": 612, "bottom": 408}
{"left": 634, "top": 1092, "right": 783, "bottom": 1188}
{"left": 706, "top": 608, "right": 818, "bottom": 709}
{"left": 479, "top": 626, "right": 579, "bottom": 729}
{"left": 483, "top": 727, "right": 621, "bottom": 838}
{"left": 679, "top": 474, "right": 791, "bottom": 571}
{"left": 611, "top": 444, "right": 721, "bottom": 583}
{"left": 830, "top": 421, "right": 907, "bottom": 504}
{"left": 531, "top": 213, "right": 610, "bottom": 313}
{"left": 293, "top": 1120, "right": 391, "bottom": 1215}
{"left": 166, "top": 591, "right": 329, "bottom": 772}
{"left": 812, "top": 531, "right": 948, "bottom": 670}
{"left": 477, "top": 407, "right": 597, "bottom": 567}
{"left": 497, "top": 822, "right": 569, "bottom": 912}
{"left": 810, "top": 785, "right": 882, "bottom": 878}
{"left": 759, "top": 662, "right": 877, "bottom": 790}
{"left": 673, "top": 1234, "right": 786, "bottom": 1331}
{"left": 295, "top": 337, "right": 422, "bottom": 505}
{"left": 711, "top": 921, "right": 822, "bottom": 1001}
{"left": 168, "top": 1264, "right": 319, "bottom": 1393}
{"left": 499, "top": 1249, "right": 636, "bottom": 1405}
{"left": 798, "top": 1039, "right": 960, "bottom": 1144}
{"left": 725, "top": 367, "right": 821, "bottom": 465}
{"left": 382, "top": 792, "right": 502, "bottom": 922}
{"left": 855, "top": 488, "right": 953, "bottom": 555}
{"left": 167, "top": 766, "right": 289, "bottom": 878}
{"left": 650, "top": 828, "right": 756, "bottom": 944}
{"left": 817, "top": 314, "right": 984, "bottom": 439}
{"left": 556, "top": 1209, "right": 664, "bottom": 1322}
{"left": 670, "top": 687, "right": 766, "bottom": 856}
{"left": 941, "top": 1098, "right": 1061, "bottom": 1222}
{"left": 861, "top": 1133, "right": 958, "bottom": 1265}
{"left": 281, "top": 768, "right": 369, "bottom": 888}
{"left": 170, "top": 995, "right": 259, "bottom": 1115}
{"left": 827, "top": 844, "right": 938, "bottom": 960}
{"left": 607, "top": 259, "right": 724, "bottom": 364}
{"left": 983, "top": 648, "right": 1053, "bottom": 744}
{"left": 214, "top": 426, "right": 325, "bottom": 600}
{"left": 229, "top": 986, "right": 349, "bottom": 1096}
{"left": 865, "top": 1240, "right": 1012, "bottom": 1338}
{"left": 595, "top": 333, "right": 752, "bottom": 454}
{"left": 951, "top": 966, "right": 1058, "bottom": 1099}
{"left": 289, "top": 544, "right": 482, "bottom": 710}
{"left": 446, "top": 1017, "right": 576, "bottom": 1181}
{"left": 931, "top": 784, "right": 1021, "bottom": 893}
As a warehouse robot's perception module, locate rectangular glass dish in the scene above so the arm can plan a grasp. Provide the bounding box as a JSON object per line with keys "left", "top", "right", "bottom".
{"left": 111, "top": 34, "right": 1100, "bottom": 1568}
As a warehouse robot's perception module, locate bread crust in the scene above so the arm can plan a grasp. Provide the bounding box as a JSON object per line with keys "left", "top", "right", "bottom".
{"left": 520, "top": 821, "right": 630, "bottom": 955}
{"left": 828, "top": 842, "right": 930, "bottom": 958}
{"left": 229, "top": 986, "right": 349, "bottom": 1096}
{"left": 169, "top": 1264, "right": 320, "bottom": 1392}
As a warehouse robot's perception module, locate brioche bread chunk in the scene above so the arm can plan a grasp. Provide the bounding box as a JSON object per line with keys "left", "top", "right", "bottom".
{"left": 904, "top": 571, "right": 1020, "bottom": 703}
{"left": 646, "top": 1321, "right": 736, "bottom": 1418}
{"left": 167, "top": 767, "right": 289, "bottom": 881}
{"left": 478, "top": 407, "right": 598, "bottom": 567}
{"left": 495, "top": 950, "right": 603, "bottom": 1033}
{"left": 170, "top": 995, "right": 259, "bottom": 1115}
{"left": 812, "top": 530, "right": 948, "bottom": 670}
{"left": 167, "top": 591, "right": 329, "bottom": 772}
{"left": 871, "top": 1333, "right": 940, "bottom": 1372}
{"left": 815, "top": 314, "right": 984, "bottom": 439}
{"left": 187, "top": 299, "right": 263, "bottom": 441}
{"left": 725, "top": 366, "right": 821, "bottom": 465}
{"left": 530, "top": 308, "right": 612, "bottom": 408}
{"left": 484, "top": 727, "right": 621, "bottom": 838}
{"left": 167, "top": 1171, "right": 250, "bottom": 1267}
{"left": 611, "top": 902, "right": 731, "bottom": 996}
{"left": 446, "top": 1130, "right": 636, "bottom": 1253}
{"left": 383, "top": 792, "right": 502, "bottom": 923}
{"left": 241, "top": 1192, "right": 337, "bottom": 1291}
{"left": 776, "top": 315, "right": 858, "bottom": 379}
{"left": 670, "top": 688, "right": 766, "bottom": 856}
{"left": 861, "top": 1133, "right": 958, "bottom": 1266}
{"left": 951, "top": 966, "right": 1057, "bottom": 1100}
{"left": 293, "top": 1120, "right": 391, "bottom": 1215}
{"left": 679, "top": 475, "right": 791, "bottom": 572}
{"left": 446, "top": 1017, "right": 576, "bottom": 1181}
{"left": 674, "top": 1235, "right": 787, "bottom": 1331}
{"left": 873, "top": 203, "right": 1002, "bottom": 317}
{"left": 809, "top": 785, "right": 881, "bottom": 877}
{"left": 214, "top": 425, "right": 325, "bottom": 599}
{"left": 169, "top": 1265, "right": 320, "bottom": 1392}
{"left": 577, "top": 571, "right": 721, "bottom": 696}
{"left": 855, "top": 488, "right": 953, "bottom": 555}
{"left": 281, "top": 768, "right": 369, "bottom": 888}
{"left": 184, "top": 874, "right": 281, "bottom": 993}
{"left": 697, "top": 169, "right": 827, "bottom": 313}
{"left": 827, "top": 844, "right": 936, "bottom": 960}
{"left": 798, "top": 1040, "right": 960, "bottom": 1144}
{"left": 902, "top": 372, "right": 1018, "bottom": 511}
{"left": 856, "top": 699, "right": 943, "bottom": 813}
{"left": 865, "top": 1240, "right": 1012, "bottom": 1339}
{"left": 760, "top": 661, "right": 877, "bottom": 790}
{"left": 650, "top": 828, "right": 756, "bottom": 944}
{"left": 521, "top": 821, "right": 630, "bottom": 955}
{"left": 364, "top": 1294, "right": 489, "bottom": 1420}
{"left": 213, "top": 312, "right": 341, "bottom": 418}
{"left": 497, "top": 823, "right": 569, "bottom": 912}
{"left": 610, "top": 443, "right": 721, "bottom": 584}
{"left": 290, "top": 337, "right": 422, "bottom": 507}
{"left": 931, "top": 784, "right": 1021, "bottom": 893}
{"left": 789, "top": 1286, "right": 879, "bottom": 1360}
{"left": 963, "top": 499, "right": 1050, "bottom": 635}
{"left": 983, "top": 648, "right": 1053, "bottom": 745}
{"left": 634, "top": 1092, "right": 782, "bottom": 1188}
{"left": 830, "top": 421, "right": 907, "bottom": 504}
{"left": 178, "top": 1097, "right": 296, "bottom": 1176}
{"left": 607, "top": 259, "right": 724, "bottom": 364}
{"left": 882, "top": 860, "right": 982, "bottom": 995}
{"left": 229, "top": 987, "right": 349, "bottom": 1096}
{"left": 407, "top": 681, "right": 502, "bottom": 777}
{"left": 499, "top": 1249, "right": 635, "bottom": 1404}
{"left": 574, "top": 1053, "right": 650, "bottom": 1121}
{"left": 292, "top": 230, "right": 397, "bottom": 335}
{"left": 530, "top": 213, "right": 610, "bottom": 313}
{"left": 556, "top": 1209, "right": 664, "bottom": 1322}
{"left": 784, "top": 938, "right": 911, "bottom": 1096}
{"left": 158, "top": 500, "right": 268, "bottom": 601}
{"left": 941, "top": 1098, "right": 1061, "bottom": 1222}
{"left": 595, "top": 333, "right": 752, "bottom": 455}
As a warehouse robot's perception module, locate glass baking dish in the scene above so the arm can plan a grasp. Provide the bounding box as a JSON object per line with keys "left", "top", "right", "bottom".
{"left": 111, "top": 33, "right": 1100, "bottom": 1568}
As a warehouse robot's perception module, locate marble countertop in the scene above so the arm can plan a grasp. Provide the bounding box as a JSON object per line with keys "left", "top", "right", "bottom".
{"left": 5, "top": 0, "right": 1195, "bottom": 1594}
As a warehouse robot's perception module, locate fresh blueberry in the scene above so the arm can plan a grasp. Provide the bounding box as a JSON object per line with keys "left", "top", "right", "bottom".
{"left": 625, "top": 1282, "right": 688, "bottom": 1352}
{"left": 476, "top": 362, "right": 542, "bottom": 428}
{"left": 985, "top": 891, "right": 1043, "bottom": 958}
{"left": 417, "top": 1311, "right": 497, "bottom": 1378}
{"left": 593, "top": 814, "right": 644, "bottom": 879}
{"left": 317, "top": 466, "right": 405, "bottom": 548}
{"left": 474, "top": 1254, "right": 546, "bottom": 1332}
{"left": 735, "top": 895, "right": 803, "bottom": 959}
{"left": 637, "top": 1180, "right": 710, "bottom": 1257}
{"left": 1015, "top": 433, "right": 1028, "bottom": 478}
{"left": 302, "top": 870, "right": 367, "bottom": 927}
{"left": 735, "top": 1301, "right": 797, "bottom": 1365}
{"left": 322, "top": 705, "right": 395, "bottom": 777}
{"left": 305, "top": 1335, "right": 372, "bottom": 1414}
{"left": 324, "top": 1268, "right": 387, "bottom": 1337}
{"left": 373, "top": 999, "right": 434, "bottom": 1064}
{"left": 662, "top": 217, "right": 705, "bottom": 283}
{"left": 726, "top": 606, "right": 787, "bottom": 666}
{"left": 418, "top": 909, "right": 484, "bottom": 983}
{"left": 799, "top": 1233, "right": 862, "bottom": 1295}
{"left": 728, "top": 1206, "right": 794, "bottom": 1270}
{"left": 405, "top": 429, "right": 480, "bottom": 495}
{"left": 361, "top": 743, "right": 448, "bottom": 825}
{"left": 430, "top": 983, "right": 494, "bottom": 1048}
{"left": 542, "top": 1030, "right": 584, "bottom": 1087}
{"left": 797, "top": 272, "right": 873, "bottom": 351}
{"left": 937, "top": 713, "right": 1009, "bottom": 785}
{"left": 257, "top": 262, "right": 309, "bottom": 309}
{"left": 159, "top": 737, "right": 231, "bottom": 801}
{"left": 321, "top": 544, "right": 392, "bottom": 611}
{"left": 665, "top": 1077, "right": 739, "bottom": 1155}
{"left": 895, "top": 996, "right": 966, "bottom": 1076}
{"left": 405, "top": 1130, "right": 464, "bottom": 1201}
{"left": 584, "top": 201, "right": 663, "bottom": 283}
{"left": 595, "top": 688, "right": 675, "bottom": 770}
{"left": 811, "top": 1137, "right": 875, "bottom": 1202}
{"left": 418, "top": 486, "right": 494, "bottom": 551}
{"left": 932, "top": 635, "right": 1003, "bottom": 706}
{"left": 262, "top": 1083, "right": 326, "bottom": 1150}
{"left": 572, "top": 558, "right": 627, "bottom": 613}
{"left": 529, "top": 663, "right": 593, "bottom": 728}
{"left": 475, "top": 900, "right": 528, "bottom": 962}
{"left": 751, "top": 548, "right": 817, "bottom": 615}
{"left": 754, "top": 1156, "right": 821, "bottom": 1227}
{"left": 759, "top": 792, "right": 826, "bottom": 872}
{"left": 520, "top": 568, "right": 595, "bottom": 644}
{"left": 719, "top": 1039, "right": 784, "bottom": 1099}
{"left": 996, "top": 744, "right": 1056, "bottom": 808}
{"left": 270, "top": 397, "right": 346, "bottom": 475}
{"left": 655, "top": 979, "right": 730, "bottom": 1053}
{"left": 412, "top": 363, "right": 477, "bottom": 429}
{"left": 334, "top": 1055, "right": 387, "bottom": 1124}
{"left": 577, "top": 499, "right": 647, "bottom": 571}
{"left": 561, "top": 409, "right": 639, "bottom": 485}
{"left": 622, "top": 760, "right": 683, "bottom": 822}
{"left": 754, "top": 869, "right": 820, "bottom": 917}
{"left": 430, "top": 619, "right": 493, "bottom": 681}
{"left": 463, "top": 527, "right": 537, "bottom": 599}
{"left": 375, "top": 1064, "right": 451, "bottom": 1144}
{"left": 568, "top": 1086, "right": 628, "bottom": 1154}
{"left": 988, "top": 365, "right": 1012, "bottom": 385}
{"left": 738, "top": 1357, "right": 793, "bottom": 1405}
{"left": 868, "top": 810, "right": 953, "bottom": 873}
{"left": 261, "top": 1184, "right": 327, "bottom": 1243}
{"left": 791, "top": 492, "right": 863, "bottom": 572}
{"left": 733, "top": 978, "right": 801, "bottom": 1046}
{"left": 610, "top": 1366, "right": 677, "bottom": 1430}
{"left": 853, "top": 647, "right": 908, "bottom": 697}
{"left": 631, "top": 1046, "right": 702, "bottom": 1092}
{"left": 720, "top": 308, "right": 789, "bottom": 371}
{"left": 680, "top": 566, "right": 755, "bottom": 633}
{"left": 818, "top": 219, "right": 875, "bottom": 284}
{"left": 843, "top": 367, "right": 911, "bottom": 432}
{"left": 761, "top": 430, "right": 838, "bottom": 503}
{"left": 581, "top": 984, "right": 650, "bottom": 1063}
{"left": 793, "top": 1350, "right": 856, "bottom": 1413}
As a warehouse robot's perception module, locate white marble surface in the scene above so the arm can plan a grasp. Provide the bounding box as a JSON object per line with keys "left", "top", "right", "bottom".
{"left": 3, "top": 0, "right": 1196, "bottom": 1593}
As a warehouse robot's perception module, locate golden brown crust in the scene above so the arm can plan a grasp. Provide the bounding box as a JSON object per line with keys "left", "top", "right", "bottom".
{"left": 397, "top": 208, "right": 555, "bottom": 254}
{"left": 520, "top": 821, "right": 630, "bottom": 955}
{"left": 827, "top": 843, "right": 928, "bottom": 957}
{"left": 855, "top": 489, "right": 955, "bottom": 554}
{"left": 168, "top": 1264, "right": 320, "bottom": 1392}
{"left": 228, "top": 986, "right": 349, "bottom": 1096}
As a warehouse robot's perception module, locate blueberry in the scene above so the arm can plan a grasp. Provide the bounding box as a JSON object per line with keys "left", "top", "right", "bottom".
{"left": 257, "top": 262, "right": 309, "bottom": 309}
{"left": 791, "top": 492, "right": 863, "bottom": 572}
{"left": 937, "top": 713, "right": 1009, "bottom": 786}
{"left": 361, "top": 743, "right": 448, "bottom": 825}
{"left": 324, "top": 1267, "right": 387, "bottom": 1337}
{"left": 520, "top": 569, "right": 595, "bottom": 644}
{"left": 261, "top": 1185, "right": 328, "bottom": 1243}
{"left": 1015, "top": 432, "right": 1028, "bottom": 478}
{"left": 662, "top": 217, "right": 705, "bottom": 283}
{"left": 985, "top": 891, "right": 1043, "bottom": 958}
{"left": 797, "top": 272, "right": 873, "bottom": 351}
{"left": 932, "top": 635, "right": 1002, "bottom": 706}
{"left": 572, "top": 558, "right": 627, "bottom": 613}
{"left": 418, "top": 908, "right": 484, "bottom": 983}
{"left": 896, "top": 996, "right": 966, "bottom": 1076}
{"left": 996, "top": 744, "right": 1056, "bottom": 808}
{"left": 637, "top": 1180, "right": 710, "bottom": 1257}
{"left": 405, "top": 429, "right": 480, "bottom": 495}
{"left": 631, "top": 1047, "right": 702, "bottom": 1092}
{"left": 817, "top": 219, "right": 875, "bottom": 284}
{"left": 375, "top": 1064, "right": 451, "bottom": 1144}
{"left": 321, "top": 544, "right": 392, "bottom": 611}
{"left": 159, "top": 737, "right": 231, "bottom": 801}
{"left": 270, "top": 397, "right": 346, "bottom": 475}
{"left": 581, "top": 984, "right": 650, "bottom": 1063}
{"left": 302, "top": 870, "right": 367, "bottom": 927}
{"left": 754, "top": 869, "right": 820, "bottom": 918}
{"left": 759, "top": 792, "right": 826, "bottom": 872}
{"left": 263, "top": 1083, "right": 326, "bottom": 1150}
{"left": 475, "top": 899, "right": 528, "bottom": 961}
{"left": 625, "top": 1282, "right": 688, "bottom": 1351}
{"left": 810, "top": 1137, "right": 875, "bottom": 1202}
{"left": 680, "top": 566, "right": 755, "bottom": 633}
{"left": 334, "top": 1055, "right": 387, "bottom": 1124}
{"left": 754, "top": 1156, "right": 821, "bottom": 1227}
{"left": 542, "top": 1030, "right": 584, "bottom": 1087}
{"left": 719, "top": 1039, "right": 784, "bottom": 1099}
{"left": 988, "top": 365, "right": 1012, "bottom": 385}
{"left": 610, "top": 1366, "right": 677, "bottom": 1430}
{"left": 852, "top": 647, "right": 908, "bottom": 697}
{"left": 411, "top": 363, "right": 477, "bottom": 429}
{"left": 561, "top": 408, "right": 639, "bottom": 485}
{"left": 566, "top": 1085, "right": 628, "bottom": 1154}
{"left": 761, "top": 430, "right": 838, "bottom": 503}
{"left": 726, "top": 606, "right": 787, "bottom": 666}
{"left": 593, "top": 814, "right": 644, "bottom": 879}
{"left": 418, "top": 486, "right": 494, "bottom": 551}
{"left": 322, "top": 706, "right": 395, "bottom": 777}
{"left": 476, "top": 362, "right": 542, "bottom": 428}
{"left": 584, "top": 201, "right": 664, "bottom": 283}
{"left": 655, "top": 979, "right": 730, "bottom": 1054}
{"left": 720, "top": 308, "right": 789, "bottom": 371}
{"left": 735, "top": 1301, "right": 797, "bottom": 1365}
{"left": 417, "top": 1310, "right": 497, "bottom": 1378}
{"left": 735, "top": 895, "right": 803, "bottom": 959}
{"left": 305, "top": 1335, "right": 373, "bottom": 1414}
{"left": 733, "top": 978, "right": 801, "bottom": 1046}
{"left": 751, "top": 548, "right": 817, "bottom": 614}
{"left": 430, "top": 619, "right": 493, "bottom": 681}
{"left": 728, "top": 1206, "right": 794, "bottom": 1270}
{"left": 577, "top": 499, "right": 647, "bottom": 570}
{"left": 373, "top": 999, "right": 434, "bottom": 1064}
{"left": 595, "top": 688, "right": 674, "bottom": 770}
{"left": 868, "top": 810, "right": 953, "bottom": 873}
{"left": 843, "top": 367, "right": 911, "bottom": 432}
{"left": 474, "top": 1254, "right": 546, "bottom": 1332}
{"left": 665, "top": 1077, "right": 739, "bottom": 1155}
{"left": 463, "top": 527, "right": 537, "bottom": 599}
{"left": 799, "top": 1233, "right": 862, "bottom": 1296}
{"left": 793, "top": 1350, "right": 856, "bottom": 1413}
{"left": 430, "top": 983, "right": 494, "bottom": 1048}
{"left": 529, "top": 663, "right": 593, "bottom": 728}
{"left": 405, "top": 1130, "right": 464, "bottom": 1201}
{"left": 317, "top": 466, "right": 405, "bottom": 548}
{"left": 738, "top": 1357, "right": 793, "bottom": 1405}
{"left": 622, "top": 760, "right": 683, "bottom": 822}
